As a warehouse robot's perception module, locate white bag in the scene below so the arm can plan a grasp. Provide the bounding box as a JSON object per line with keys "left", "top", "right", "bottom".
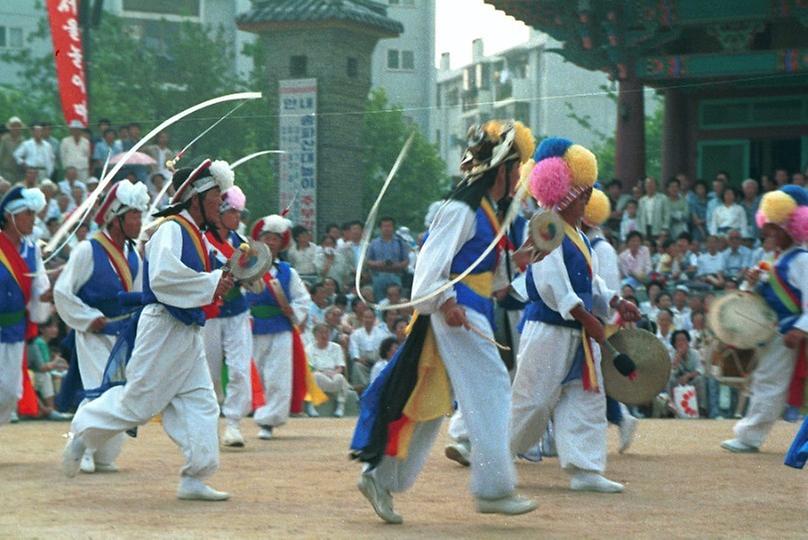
{"left": 672, "top": 384, "right": 699, "bottom": 418}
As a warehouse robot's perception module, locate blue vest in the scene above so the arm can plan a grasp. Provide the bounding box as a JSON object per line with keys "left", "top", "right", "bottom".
{"left": 758, "top": 248, "right": 807, "bottom": 333}
{"left": 76, "top": 239, "right": 140, "bottom": 336}
{"left": 209, "top": 231, "right": 248, "bottom": 318}
{"left": 247, "top": 261, "right": 293, "bottom": 335}
{"left": 451, "top": 205, "right": 498, "bottom": 327}
{"left": 141, "top": 220, "right": 208, "bottom": 326}
{"left": 523, "top": 232, "right": 593, "bottom": 329}
{"left": 0, "top": 239, "right": 37, "bottom": 344}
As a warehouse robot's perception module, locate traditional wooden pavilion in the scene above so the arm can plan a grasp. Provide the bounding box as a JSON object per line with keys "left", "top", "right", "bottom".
{"left": 485, "top": 0, "right": 808, "bottom": 186}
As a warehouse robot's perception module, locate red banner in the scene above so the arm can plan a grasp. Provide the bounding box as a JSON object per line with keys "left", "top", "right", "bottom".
{"left": 47, "top": 0, "right": 88, "bottom": 127}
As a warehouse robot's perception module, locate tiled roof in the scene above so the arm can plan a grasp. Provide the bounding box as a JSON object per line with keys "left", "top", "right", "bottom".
{"left": 237, "top": 0, "right": 403, "bottom": 35}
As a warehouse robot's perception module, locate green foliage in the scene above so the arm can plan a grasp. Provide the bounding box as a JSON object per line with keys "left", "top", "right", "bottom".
{"left": 0, "top": 10, "right": 276, "bottom": 218}
{"left": 564, "top": 85, "right": 663, "bottom": 182}
{"left": 361, "top": 89, "right": 448, "bottom": 232}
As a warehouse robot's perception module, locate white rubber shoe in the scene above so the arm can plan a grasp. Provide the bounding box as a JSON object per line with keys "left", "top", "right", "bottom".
{"left": 570, "top": 472, "right": 624, "bottom": 493}
{"left": 333, "top": 402, "right": 345, "bottom": 418}
{"left": 62, "top": 433, "right": 86, "bottom": 478}
{"left": 618, "top": 414, "right": 638, "bottom": 454}
{"left": 444, "top": 441, "right": 471, "bottom": 467}
{"left": 357, "top": 471, "right": 402, "bottom": 524}
{"left": 304, "top": 402, "right": 319, "bottom": 417}
{"left": 222, "top": 424, "right": 245, "bottom": 447}
{"left": 94, "top": 462, "right": 119, "bottom": 473}
{"left": 476, "top": 494, "right": 538, "bottom": 515}
{"left": 257, "top": 426, "right": 273, "bottom": 440}
{"left": 80, "top": 450, "right": 95, "bottom": 473}
{"left": 720, "top": 438, "right": 759, "bottom": 453}
{"left": 177, "top": 477, "right": 230, "bottom": 501}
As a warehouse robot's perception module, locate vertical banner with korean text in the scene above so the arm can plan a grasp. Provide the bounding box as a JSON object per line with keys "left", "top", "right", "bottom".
{"left": 47, "top": 0, "right": 88, "bottom": 127}
{"left": 278, "top": 79, "right": 317, "bottom": 233}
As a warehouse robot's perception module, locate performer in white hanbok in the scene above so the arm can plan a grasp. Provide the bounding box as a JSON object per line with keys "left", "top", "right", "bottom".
{"left": 351, "top": 121, "right": 538, "bottom": 524}
{"left": 246, "top": 214, "right": 324, "bottom": 441}
{"left": 0, "top": 186, "right": 50, "bottom": 426}
{"left": 54, "top": 180, "right": 149, "bottom": 473}
{"left": 582, "top": 186, "right": 638, "bottom": 454}
{"left": 722, "top": 185, "right": 808, "bottom": 453}
{"left": 510, "top": 138, "right": 639, "bottom": 493}
{"left": 203, "top": 186, "right": 252, "bottom": 447}
{"left": 63, "top": 159, "right": 236, "bottom": 501}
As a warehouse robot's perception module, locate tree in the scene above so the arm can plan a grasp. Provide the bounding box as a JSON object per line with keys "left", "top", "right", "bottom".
{"left": 360, "top": 89, "right": 448, "bottom": 233}
{"left": 564, "top": 85, "right": 663, "bottom": 183}
{"left": 0, "top": 9, "right": 277, "bottom": 219}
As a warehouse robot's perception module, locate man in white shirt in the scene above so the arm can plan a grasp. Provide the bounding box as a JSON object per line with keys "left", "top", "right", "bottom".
{"left": 722, "top": 229, "right": 751, "bottom": 280}
{"left": 348, "top": 309, "right": 387, "bottom": 391}
{"left": 13, "top": 125, "right": 55, "bottom": 181}
{"left": 59, "top": 120, "right": 91, "bottom": 180}
{"left": 58, "top": 167, "right": 87, "bottom": 206}
{"left": 695, "top": 235, "right": 726, "bottom": 288}
{"left": 306, "top": 323, "right": 351, "bottom": 417}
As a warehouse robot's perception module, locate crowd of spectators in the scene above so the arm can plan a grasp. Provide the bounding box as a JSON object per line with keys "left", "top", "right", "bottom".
{"left": 604, "top": 170, "right": 807, "bottom": 420}
{"left": 3, "top": 113, "right": 807, "bottom": 422}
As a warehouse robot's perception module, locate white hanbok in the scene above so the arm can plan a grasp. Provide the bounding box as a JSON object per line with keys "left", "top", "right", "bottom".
{"left": 0, "top": 240, "right": 50, "bottom": 425}
{"left": 252, "top": 263, "right": 311, "bottom": 429}
{"left": 510, "top": 231, "right": 616, "bottom": 474}
{"left": 54, "top": 237, "right": 142, "bottom": 464}
{"left": 70, "top": 211, "right": 223, "bottom": 480}
{"left": 368, "top": 199, "right": 517, "bottom": 500}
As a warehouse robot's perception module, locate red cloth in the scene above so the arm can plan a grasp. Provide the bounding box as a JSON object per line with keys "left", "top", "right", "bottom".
{"left": 290, "top": 328, "right": 307, "bottom": 414}
{"left": 250, "top": 359, "right": 266, "bottom": 410}
{"left": 17, "top": 350, "right": 39, "bottom": 417}
{"left": 788, "top": 340, "right": 807, "bottom": 408}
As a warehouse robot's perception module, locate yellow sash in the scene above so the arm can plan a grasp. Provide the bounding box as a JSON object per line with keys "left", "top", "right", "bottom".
{"left": 93, "top": 232, "right": 134, "bottom": 292}
{"left": 563, "top": 223, "right": 599, "bottom": 393}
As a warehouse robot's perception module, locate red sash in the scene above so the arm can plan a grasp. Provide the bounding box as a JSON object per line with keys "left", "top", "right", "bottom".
{"left": 202, "top": 231, "right": 234, "bottom": 320}
{"left": 0, "top": 231, "right": 32, "bottom": 304}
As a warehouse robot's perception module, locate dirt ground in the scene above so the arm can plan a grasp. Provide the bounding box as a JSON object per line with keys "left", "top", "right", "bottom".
{"left": 0, "top": 418, "right": 805, "bottom": 539}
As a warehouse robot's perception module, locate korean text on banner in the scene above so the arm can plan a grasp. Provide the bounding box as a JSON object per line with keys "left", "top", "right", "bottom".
{"left": 278, "top": 79, "right": 317, "bottom": 233}
{"left": 47, "top": 0, "right": 88, "bottom": 127}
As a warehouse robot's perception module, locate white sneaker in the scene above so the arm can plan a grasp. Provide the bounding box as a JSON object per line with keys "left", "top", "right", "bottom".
{"left": 476, "top": 494, "right": 537, "bottom": 515}
{"left": 10, "top": 411, "right": 18, "bottom": 423}
{"left": 570, "top": 472, "right": 624, "bottom": 493}
{"left": 94, "top": 462, "right": 119, "bottom": 473}
{"left": 444, "top": 441, "right": 471, "bottom": 467}
{"left": 304, "top": 402, "right": 319, "bottom": 417}
{"left": 80, "top": 451, "right": 95, "bottom": 473}
{"left": 720, "top": 438, "right": 759, "bottom": 453}
{"left": 177, "top": 477, "right": 230, "bottom": 502}
{"left": 62, "top": 433, "right": 86, "bottom": 478}
{"left": 357, "top": 471, "right": 402, "bottom": 524}
{"left": 257, "top": 425, "right": 273, "bottom": 440}
{"left": 334, "top": 402, "right": 345, "bottom": 418}
{"left": 222, "top": 424, "right": 245, "bottom": 447}
{"left": 618, "top": 414, "right": 638, "bottom": 454}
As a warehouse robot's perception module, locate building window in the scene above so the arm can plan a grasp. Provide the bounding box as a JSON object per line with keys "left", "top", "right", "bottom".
{"left": 388, "top": 49, "right": 414, "bottom": 71}
{"left": 347, "top": 57, "right": 358, "bottom": 78}
{"left": 401, "top": 50, "right": 414, "bottom": 70}
{"left": 290, "top": 55, "right": 307, "bottom": 77}
{"left": 0, "top": 27, "right": 23, "bottom": 48}
{"left": 389, "top": 0, "right": 415, "bottom": 5}
{"left": 387, "top": 49, "right": 400, "bottom": 70}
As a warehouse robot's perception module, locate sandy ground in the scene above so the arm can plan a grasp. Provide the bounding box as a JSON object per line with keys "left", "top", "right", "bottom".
{"left": 0, "top": 417, "right": 805, "bottom": 539}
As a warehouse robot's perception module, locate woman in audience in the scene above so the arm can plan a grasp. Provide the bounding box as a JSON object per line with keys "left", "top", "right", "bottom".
{"left": 619, "top": 231, "right": 652, "bottom": 287}
{"left": 709, "top": 188, "right": 747, "bottom": 236}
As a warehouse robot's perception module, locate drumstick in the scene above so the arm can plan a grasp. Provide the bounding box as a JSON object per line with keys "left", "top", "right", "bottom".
{"left": 465, "top": 322, "right": 511, "bottom": 351}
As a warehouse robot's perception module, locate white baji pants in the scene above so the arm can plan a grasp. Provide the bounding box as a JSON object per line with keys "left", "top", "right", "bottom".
{"left": 253, "top": 331, "right": 292, "bottom": 428}
{"left": 203, "top": 312, "right": 253, "bottom": 424}
{"left": 370, "top": 309, "right": 517, "bottom": 500}
{"left": 510, "top": 321, "right": 607, "bottom": 474}
{"left": 734, "top": 335, "right": 796, "bottom": 448}
{"left": 71, "top": 304, "right": 220, "bottom": 480}
{"left": 76, "top": 331, "right": 124, "bottom": 465}
{"left": 0, "top": 342, "right": 24, "bottom": 426}
{"left": 313, "top": 372, "right": 351, "bottom": 404}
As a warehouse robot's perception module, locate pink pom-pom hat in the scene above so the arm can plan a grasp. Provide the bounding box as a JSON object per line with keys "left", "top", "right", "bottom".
{"left": 528, "top": 157, "right": 572, "bottom": 209}
{"left": 787, "top": 205, "right": 808, "bottom": 243}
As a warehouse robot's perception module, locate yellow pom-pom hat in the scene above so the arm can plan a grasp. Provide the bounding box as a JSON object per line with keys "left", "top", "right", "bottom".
{"left": 526, "top": 137, "right": 598, "bottom": 210}
{"left": 583, "top": 186, "right": 611, "bottom": 227}
{"left": 756, "top": 185, "right": 808, "bottom": 242}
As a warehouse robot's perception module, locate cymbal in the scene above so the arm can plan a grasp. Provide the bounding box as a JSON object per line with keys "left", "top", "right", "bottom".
{"left": 602, "top": 328, "right": 671, "bottom": 405}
